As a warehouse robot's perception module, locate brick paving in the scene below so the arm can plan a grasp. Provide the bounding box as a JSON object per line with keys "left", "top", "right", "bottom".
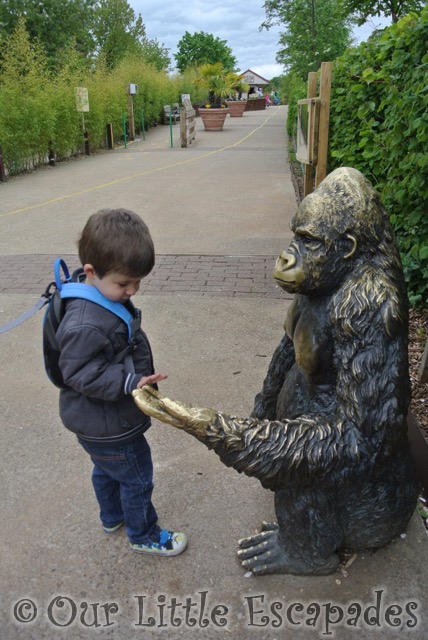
{"left": 0, "top": 254, "right": 291, "bottom": 299}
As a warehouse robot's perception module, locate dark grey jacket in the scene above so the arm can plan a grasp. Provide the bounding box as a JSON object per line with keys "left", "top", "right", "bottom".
{"left": 56, "top": 297, "right": 154, "bottom": 442}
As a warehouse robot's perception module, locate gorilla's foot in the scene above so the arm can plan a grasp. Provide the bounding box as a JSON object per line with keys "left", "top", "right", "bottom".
{"left": 237, "top": 526, "right": 339, "bottom": 576}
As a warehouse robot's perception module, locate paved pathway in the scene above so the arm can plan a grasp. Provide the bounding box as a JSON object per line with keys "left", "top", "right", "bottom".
{"left": 0, "top": 254, "right": 289, "bottom": 298}
{"left": 2, "top": 106, "right": 426, "bottom": 640}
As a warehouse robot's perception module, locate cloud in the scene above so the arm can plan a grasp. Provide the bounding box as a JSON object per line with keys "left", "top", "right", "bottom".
{"left": 130, "top": 1, "right": 391, "bottom": 77}
{"left": 130, "top": 0, "right": 285, "bottom": 77}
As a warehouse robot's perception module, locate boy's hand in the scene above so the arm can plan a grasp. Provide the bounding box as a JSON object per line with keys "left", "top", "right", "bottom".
{"left": 136, "top": 373, "right": 168, "bottom": 389}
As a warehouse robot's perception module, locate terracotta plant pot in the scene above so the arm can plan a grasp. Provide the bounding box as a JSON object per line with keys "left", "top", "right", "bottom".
{"left": 225, "top": 100, "right": 246, "bottom": 117}
{"left": 199, "top": 108, "right": 229, "bottom": 131}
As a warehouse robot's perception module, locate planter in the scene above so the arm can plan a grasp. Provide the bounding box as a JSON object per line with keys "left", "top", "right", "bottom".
{"left": 225, "top": 100, "right": 247, "bottom": 117}
{"left": 199, "top": 107, "right": 229, "bottom": 131}
{"left": 245, "top": 98, "right": 266, "bottom": 111}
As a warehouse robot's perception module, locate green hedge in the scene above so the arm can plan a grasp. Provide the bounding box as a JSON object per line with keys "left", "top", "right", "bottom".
{"left": 0, "top": 20, "right": 206, "bottom": 173}
{"left": 287, "top": 9, "right": 428, "bottom": 307}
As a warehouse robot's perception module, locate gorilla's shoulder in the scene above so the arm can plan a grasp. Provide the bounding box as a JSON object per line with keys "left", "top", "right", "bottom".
{"left": 330, "top": 264, "right": 405, "bottom": 339}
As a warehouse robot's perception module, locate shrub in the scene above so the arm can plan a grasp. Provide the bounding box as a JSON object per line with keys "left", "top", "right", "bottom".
{"left": 286, "top": 9, "right": 427, "bottom": 306}
{"left": 329, "top": 9, "right": 427, "bottom": 306}
{"left": 0, "top": 21, "right": 204, "bottom": 169}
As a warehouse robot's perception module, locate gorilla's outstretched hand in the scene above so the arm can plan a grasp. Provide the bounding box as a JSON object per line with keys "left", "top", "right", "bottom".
{"left": 132, "top": 385, "right": 217, "bottom": 438}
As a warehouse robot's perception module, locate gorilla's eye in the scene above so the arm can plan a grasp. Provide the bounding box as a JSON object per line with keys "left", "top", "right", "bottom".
{"left": 301, "top": 235, "right": 323, "bottom": 250}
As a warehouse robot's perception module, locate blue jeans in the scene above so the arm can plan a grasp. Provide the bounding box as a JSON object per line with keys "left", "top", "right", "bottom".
{"left": 78, "top": 435, "right": 161, "bottom": 544}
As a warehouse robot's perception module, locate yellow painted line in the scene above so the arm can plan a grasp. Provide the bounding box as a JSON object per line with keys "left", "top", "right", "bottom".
{"left": 0, "top": 107, "right": 281, "bottom": 219}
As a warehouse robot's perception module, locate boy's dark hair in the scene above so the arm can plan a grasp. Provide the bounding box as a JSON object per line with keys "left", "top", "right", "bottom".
{"left": 78, "top": 209, "right": 155, "bottom": 278}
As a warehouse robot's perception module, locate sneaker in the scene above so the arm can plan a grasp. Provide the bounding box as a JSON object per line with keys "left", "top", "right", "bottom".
{"left": 103, "top": 521, "right": 125, "bottom": 534}
{"left": 130, "top": 529, "right": 187, "bottom": 556}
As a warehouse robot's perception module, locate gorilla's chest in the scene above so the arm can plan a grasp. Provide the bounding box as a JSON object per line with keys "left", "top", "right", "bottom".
{"left": 285, "top": 296, "right": 332, "bottom": 375}
{"left": 277, "top": 296, "right": 335, "bottom": 420}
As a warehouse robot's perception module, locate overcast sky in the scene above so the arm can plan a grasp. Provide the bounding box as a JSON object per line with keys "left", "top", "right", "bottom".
{"left": 130, "top": 0, "right": 392, "bottom": 79}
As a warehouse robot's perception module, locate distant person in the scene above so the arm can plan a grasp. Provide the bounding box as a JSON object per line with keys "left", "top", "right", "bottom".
{"left": 56, "top": 209, "right": 187, "bottom": 557}
{"left": 265, "top": 94, "right": 270, "bottom": 107}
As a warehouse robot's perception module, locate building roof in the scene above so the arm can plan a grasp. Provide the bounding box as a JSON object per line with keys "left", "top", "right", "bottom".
{"left": 241, "top": 69, "right": 270, "bottom": 85}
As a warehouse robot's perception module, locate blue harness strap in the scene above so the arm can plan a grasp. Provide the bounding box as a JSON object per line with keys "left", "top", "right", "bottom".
{"left": 60, "top": 283, "right": 136, "bottom": 342}
{"left": 0, "top": 258, "right": 139, "bottom": 345}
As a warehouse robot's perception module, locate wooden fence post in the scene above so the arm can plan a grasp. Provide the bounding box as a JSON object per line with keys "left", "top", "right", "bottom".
{"left": 304, "top": 72, "right": 318, "bottom": 197}
{"left": 419, "top": 338, "right": 428, "bottom": 383}
{"left": 0, "top": 146, "right": 7, "bottom": 182}
{"left": 128, "top": 94, "right": 135, "bottom": 141}
{"left": 315, "top": 62, "right": 332, "bottom": 188}
{"left": 180, "top": 100, "right": 196, "bottom": 148}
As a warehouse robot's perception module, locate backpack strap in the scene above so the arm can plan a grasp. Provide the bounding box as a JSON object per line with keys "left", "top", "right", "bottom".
{"left": 59, "top": 282, "right": 138, "bottom": 343}
{"left": 0, "top": 295, "right": 50, "bottom": 334}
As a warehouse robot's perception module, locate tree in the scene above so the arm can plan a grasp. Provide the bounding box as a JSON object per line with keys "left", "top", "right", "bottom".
{"left": 341, "top": 0, "right": 425, "bottom": 24}
{"left": 0, "top": 0, "right": 96, "bottom": 64}
{"left": 93, "top": 0, "right": 146, "bottom": 67}
{"left": 174, "top": 31, "right": 237, "bottom": 73}
{"left": 93, "top": 0, "right": 170, "bottom": 69}
{"left": 262, "top": 0, "right": 353, "bottom": 78}
{"left": 139, "top": 37, "right": 171, "bottom": 71}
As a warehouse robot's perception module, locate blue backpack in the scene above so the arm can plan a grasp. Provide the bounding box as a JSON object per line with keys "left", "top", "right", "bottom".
{"left": 43, "top": 259, "right": 139, "bottom": 389}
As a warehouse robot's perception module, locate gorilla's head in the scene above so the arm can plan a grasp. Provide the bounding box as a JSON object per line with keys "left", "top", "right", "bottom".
{"left": 274, "top": 167, "right": 393, "bottom": 295}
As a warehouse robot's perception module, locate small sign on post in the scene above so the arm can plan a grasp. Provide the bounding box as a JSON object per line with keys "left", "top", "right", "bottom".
{"left": 75, "top": 87, "right": 89, "bottom": 112}
{"left": 75, "top": 87, "right": 90, "bottom": 155}
{"left": 128, "top": 83, "right": 137, "bottom": 141}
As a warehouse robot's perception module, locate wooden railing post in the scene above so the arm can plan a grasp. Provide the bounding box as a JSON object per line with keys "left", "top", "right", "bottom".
{"left": 0, "top": 146, "right": 7, "bottom": 182}
{"left": 304, "top": 72, "right": 318, "bottom": 197}
{"left": 315, "top": 62, "right": 332, "bottom": 188}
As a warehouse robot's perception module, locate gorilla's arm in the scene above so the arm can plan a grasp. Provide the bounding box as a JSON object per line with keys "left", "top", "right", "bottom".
{"left": 133, "top": 271, "right": 407, "bottom": 488}
{"left": 207, "top": 273, "right": 407, "bottom": 485}
{"left": 251, "top": 332, "right": 295, "bottom": 420}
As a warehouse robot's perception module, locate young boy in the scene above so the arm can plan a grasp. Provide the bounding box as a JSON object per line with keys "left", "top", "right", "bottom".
{"left": 56, "top": 208, "right": 187, "bottom": 556}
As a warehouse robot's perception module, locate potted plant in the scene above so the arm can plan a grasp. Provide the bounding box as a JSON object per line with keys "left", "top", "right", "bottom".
{"left": 196, "top": 63, "right": 233, "bottom": 131}
{"left": 226, "top": 74, "right": 250, "bottom": 117}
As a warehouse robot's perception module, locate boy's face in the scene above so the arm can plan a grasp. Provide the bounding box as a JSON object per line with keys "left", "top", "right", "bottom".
{"left": 84, "top": 265, "right": 142, "bottom": 302}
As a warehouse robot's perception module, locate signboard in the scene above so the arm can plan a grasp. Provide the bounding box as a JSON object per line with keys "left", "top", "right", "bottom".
{"left": 182, "top": 98, "right": 192, "bottom": 111}
{"left": 181, "top": 94, "right": 191, "bottom": 103}
{"left": 75, "top": 87, "right": 89, "bottom": 112}
{"left": 296, "top": 98, "right": 320, "bottom": 165}
{"left": 129, "top": 83, "right": 138, "bottom": 95}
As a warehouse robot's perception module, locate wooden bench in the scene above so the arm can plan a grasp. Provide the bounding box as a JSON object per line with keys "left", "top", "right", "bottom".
{"left": 163, "top": 104, "right": 180, "bottom": 125}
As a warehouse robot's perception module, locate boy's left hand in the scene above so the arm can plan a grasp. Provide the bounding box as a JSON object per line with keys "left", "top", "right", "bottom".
{"left": 136, "top": 373, "right": 168, "bottom": 388}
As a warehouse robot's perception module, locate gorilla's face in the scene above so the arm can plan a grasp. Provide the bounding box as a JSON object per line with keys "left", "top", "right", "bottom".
{"left": 273, "top": 205, "right": 356, "bottom": 296}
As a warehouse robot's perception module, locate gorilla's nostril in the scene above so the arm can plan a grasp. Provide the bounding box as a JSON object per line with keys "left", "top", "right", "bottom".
{"left": 282, "top": 253, "right": 296, "bottom": 269}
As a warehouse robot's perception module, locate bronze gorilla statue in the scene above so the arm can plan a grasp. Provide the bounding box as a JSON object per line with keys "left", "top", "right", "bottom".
{"left": 133, "top": 167, "right": 419, "bottom": 576}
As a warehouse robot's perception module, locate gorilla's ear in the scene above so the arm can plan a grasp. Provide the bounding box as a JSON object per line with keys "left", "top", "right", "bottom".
{"left": 344, "top": 234, "right": 358, "bottom": 260}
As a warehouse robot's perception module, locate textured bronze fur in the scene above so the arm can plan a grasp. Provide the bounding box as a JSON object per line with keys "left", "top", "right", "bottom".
{"left": 133, "top": 167, "right": 418, "bottom": 575}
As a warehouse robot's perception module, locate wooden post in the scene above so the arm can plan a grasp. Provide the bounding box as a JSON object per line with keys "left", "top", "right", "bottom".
{"left": 304, "top": 72, "right": 318, "bottom": 197}
{"left": 141, "top": 110, "right": 146, "bottom": 140}
{"left": 0, "top": 146, "right": 7, "bottom": 182}
{"left": 128, "top": 94, "right": 135, "bottom": 141}
{"left": 122, "top": 112, "right": 127, "bottom": 149}
{"left": 106, "top": 123, "right": 114, "bottom": 150}
{"left": 180, "top": 108, "right": 186, "bottom": 148}
{"left": 419, "top": 338, "right": 428, "bottom": 383}
{"left": 315, "top": 62, "right": 332, "bottom": 188}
